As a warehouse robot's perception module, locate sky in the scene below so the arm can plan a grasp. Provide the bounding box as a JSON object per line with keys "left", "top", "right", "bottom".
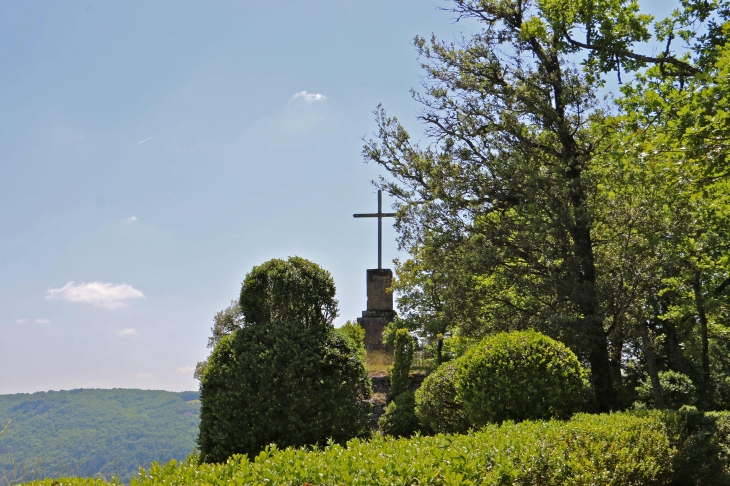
{"left": 0, "top": 0, "right": 679, "bottom": 395}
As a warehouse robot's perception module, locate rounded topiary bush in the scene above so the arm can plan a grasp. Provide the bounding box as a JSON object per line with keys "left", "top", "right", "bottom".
{"left": 456, "top": 330, "right": 585, "bottom": 426}
{"left": 415, "top": 360, "right": 470, "bottom": 434}
{"left": 197, "top": 257, "right": 371, "bottom": 463}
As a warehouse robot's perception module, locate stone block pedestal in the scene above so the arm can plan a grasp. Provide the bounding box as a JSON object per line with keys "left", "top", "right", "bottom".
{"left": 357, "top": 269, "right": 396, "bottom": 352}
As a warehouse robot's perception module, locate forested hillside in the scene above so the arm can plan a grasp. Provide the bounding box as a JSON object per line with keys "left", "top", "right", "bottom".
{"left": 0, "top": 389, "right": 199, "bottom": 484}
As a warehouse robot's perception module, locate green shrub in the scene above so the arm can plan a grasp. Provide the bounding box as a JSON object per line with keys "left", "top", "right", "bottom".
{"left": 636, "top": 370, "right": 697, "bottom": 410}
{"left": 121, "top": 412, "right": 674, "bottom": 485}
{"left": 389, "top": 329, "right": 415, "bottom": 398}
{"left": 239, "top": 256, "right": 338, "bottom": 327}
{"left": 197, "top": 258, "right": 371, "bottom": 463}
{"left": 457, "top": 330, "right": 585, "bottom": 425}
{"left": 378, "top": 391, "right": 421, "bottom": 438}
{"left": 415, "top": 360, "right": 470, "bottom": 434}
{"left": 661, "top": 409, "right": 730, "bottom": 485}
{"left": 336, "top": 320, "right": 366, "bottom": 364}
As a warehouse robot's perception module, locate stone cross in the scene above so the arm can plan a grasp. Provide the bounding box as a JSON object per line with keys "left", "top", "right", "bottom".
{"left": 353, "top": 190, "right": 396, "bottom": 269}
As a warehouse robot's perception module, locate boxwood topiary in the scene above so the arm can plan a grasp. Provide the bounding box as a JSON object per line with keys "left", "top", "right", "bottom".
{"left": 456, "top": 330, "right": 585, "bottom": 426}
{"left": 197, "top": 257, "right": 371, "bottom": 463}
{"left": 415, "top": 360, "right": 470, "bottom": 434}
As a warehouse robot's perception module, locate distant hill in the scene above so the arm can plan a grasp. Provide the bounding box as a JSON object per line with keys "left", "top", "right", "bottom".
{"left": 0, "top": 389, "right": 199, "bottom": 484}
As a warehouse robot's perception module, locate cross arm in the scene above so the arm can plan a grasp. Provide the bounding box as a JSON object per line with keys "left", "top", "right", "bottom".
{"left": 353, "top": 213, "right": 396, "bottom": 218}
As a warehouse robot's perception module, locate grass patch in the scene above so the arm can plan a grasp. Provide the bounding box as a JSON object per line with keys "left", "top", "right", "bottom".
{"left": 365, "top": 350, "right": 393, "bottom": 374}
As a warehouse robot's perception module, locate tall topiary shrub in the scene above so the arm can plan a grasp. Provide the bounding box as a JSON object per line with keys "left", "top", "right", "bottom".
{"left": 415, "top": 360, "right": 470, "bottom": 434}
{"left": 457, "top": 330, "right": 585, "bottom": 426}
{"left": 239, "top": 256, "right": 338, "bottom": 327}
{"left": 389, "top": 328, "right": 415, "bottom": 398}
{"left": 197, "top": 257, "right": 371, "bottom": 463}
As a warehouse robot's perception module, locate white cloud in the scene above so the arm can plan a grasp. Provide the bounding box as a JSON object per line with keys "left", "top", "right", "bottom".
{"left": 177, "top": 366, "right": 195, "bottom": 373}
{"left": 136, "top": 373, "right": 152, "bottom": 379}
{"left": 292, "top": 91, "right": 328, "bottom": 103}
{"left": 115, "top": 328, "right": 138, "bottom": 336}
{"left": 127, "top": 216, "right": 138, "bottom": 222}
{"left": 34, "top": 318, "right": 52, "bottom": 324}
{"left": 46, "top": 281, "right": 145, "bottom": 309}
{"left": 15, "top": 318, "right": 28, "bottom": 324}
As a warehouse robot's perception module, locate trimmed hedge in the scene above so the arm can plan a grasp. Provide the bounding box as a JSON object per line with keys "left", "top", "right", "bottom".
{"left": 458, "top": 330, "right": 586, "bottom": 425}
{"left": 131, "top": 412, "right": 672, "bottom": 485}
{"left": 197, "top": 321, "right": 371, "bottom": 463}
{"left": 415, "top": 360, "right": 470, "bottom": 434}
{"left": 24, "top": 411, "right": 730, "bottom": 485}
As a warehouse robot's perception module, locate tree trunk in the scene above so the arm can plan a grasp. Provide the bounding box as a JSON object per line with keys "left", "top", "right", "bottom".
{"left": 569, "top": 185, "right": 616, "bottom": 412}
{"left": 436, "top": 337, "right": 443, "bottom": 365}
{"left": 693, "top": 270, "right": 711, "bottom": 408}
{"left": 640, "top": 323, "right": 665, "bottom": 409}
{"left": 609, "top": 336, "right": 623, "bottom": 389}
{"left": 664, "top": 319, "right": 684, "bottom": 373}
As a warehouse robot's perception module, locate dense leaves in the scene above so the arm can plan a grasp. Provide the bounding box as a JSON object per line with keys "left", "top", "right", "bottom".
{"left": 415, "top": 360, "right": 470, "bottom": 434}
{"left": 457, "top": 331, "right": 586, "bottom": 425}
{"left": 239, "top": 256, "right": 338, "bottom": 327}
{"left": 140, "top": 412, "right": 674, "bottom": 485}
{"left": 0, "top": 389, "right": 199, "bottom": 484}
{"left": 377, "top": 391, "right": 421, "bottom": 438}
{"left": 388, "top": 329, "right": 415, "bottom": 398}
{"left": 365, "top": 0, "right": 730, "bottom": 414}
{"left": 197, "top": 257, "right": 371, "bottom": 463}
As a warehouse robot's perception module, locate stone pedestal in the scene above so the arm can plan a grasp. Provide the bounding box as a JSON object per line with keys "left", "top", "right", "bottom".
{"left": 357, "top": 269, "right": 396, "bottom": 352}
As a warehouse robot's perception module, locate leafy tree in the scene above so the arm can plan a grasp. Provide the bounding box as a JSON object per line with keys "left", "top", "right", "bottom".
{"left": 636, "top": 370, "right": 697, "bottom": 409}
{"left": 195, "top": 300, "right": 244, "bottom": 380}
{"left": 336, "top": 320, "right": 366, "bottom": 365}
{"left": 363, "top": 0, "right": 725, "bottom": 412}
{"left": 197, "top": 257, "right": 371, "bottom": 463}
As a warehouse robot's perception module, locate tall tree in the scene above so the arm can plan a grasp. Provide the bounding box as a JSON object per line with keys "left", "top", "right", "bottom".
{"left": 364, "top": 0, "right": 707, "bottom": 411}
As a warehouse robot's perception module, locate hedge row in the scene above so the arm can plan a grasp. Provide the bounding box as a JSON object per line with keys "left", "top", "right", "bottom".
{"left": 22, "top": 410, "right": 730, "bottom": 485}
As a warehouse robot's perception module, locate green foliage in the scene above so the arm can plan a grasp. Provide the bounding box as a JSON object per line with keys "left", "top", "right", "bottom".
{"left": 415, "top": 361, "right": 470, "bottom": 435}
{"left": 637, "top": 371, "right": 697, "bottom": 410}
{"left": 198, "top": 257, "right": 370, "bottom": 463}
{"left": 239, "top": 256, "right": 338, "bottom": 327}
{"left": 336, "top": 320, "right": 366, "bottom": 365}
{"left": 21, "top": 480, "right": 111, "bottom": 485}
{"left": 389, "top": 329, "right": 415, "bottom": 398}
{"left": 660, "top": 410, "right": 730, "bottom": 485}
{"left": 377, "top": 392, "right": 421, "bottom": 438}
{"left": 0, "top": 389, "right": 199, "bottom": 484}
{"left": 121, "top": 412, "right": 673, "bottom": 485}
{"left": 30, "top": 410, "right": 730, "bottom": 485}
{"left": 457, "top": 331, "right": 586, "bottom": 425}
{"left": 195, "top": 300, "right": 245, "bottom": 380}
{"left": 198, "top": 320, "right": 371, "bottom": 463}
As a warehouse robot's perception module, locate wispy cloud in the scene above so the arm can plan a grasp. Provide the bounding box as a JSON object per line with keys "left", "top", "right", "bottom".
{"left": 127, "top": 216, "right": 138, "bottom": 222}
{"left": 46, "top": 281, "right": 145, "bottom": 309}
{"left": 15, "top": 318, "right": 28, "bottom": 324}
{"left": 177, "top": 366, "right": 195, "bottom": 373}
{"left": 138, "top": 133, "right": 160, "bottom": 144}
{"left": 292, "top": 91, "right": 328, "bottom": 103}
{"left": 115, "top": 328, "right": 138, "bottom": 336}
{"left": 34, "top": 318, "right": 52, "bottom": 324}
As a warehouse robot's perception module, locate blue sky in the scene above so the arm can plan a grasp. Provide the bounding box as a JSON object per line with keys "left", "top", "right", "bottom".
{"left": 1, "top": 0, "right": 677, "bottom": 394}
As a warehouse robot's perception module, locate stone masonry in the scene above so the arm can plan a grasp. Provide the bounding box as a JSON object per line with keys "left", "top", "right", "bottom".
{"left": 357, "top": 269, "right": 396, "bottom": 352}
